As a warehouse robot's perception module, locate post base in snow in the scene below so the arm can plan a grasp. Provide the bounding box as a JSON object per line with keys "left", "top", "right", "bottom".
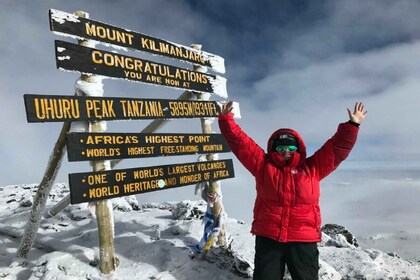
{"left": 9, "top": 257, "right": 28, "bottom": 268}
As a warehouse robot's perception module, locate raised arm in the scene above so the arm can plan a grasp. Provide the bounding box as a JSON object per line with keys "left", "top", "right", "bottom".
{"left": 308, "top": 102, "right": 367, "bottom": 180}
{"left": 218, "top": 101, "right": 265, "bottom": 177}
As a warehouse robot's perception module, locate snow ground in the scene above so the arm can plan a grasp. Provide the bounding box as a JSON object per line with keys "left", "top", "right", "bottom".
{"left": 1, "top": 183, "right": 420, "bottom": 280}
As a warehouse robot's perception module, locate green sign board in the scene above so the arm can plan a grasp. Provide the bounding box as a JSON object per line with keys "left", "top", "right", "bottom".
{"left": 67, "top": 132, "right": 230, "bottom": 161}
{"left": 55, "top": 40, "right": 227, "bottom": 97}
{"left": 69, "top": 159, "right": 234, "bottom": 204}
{"left": 24, "top": 94, "right": 227, "bottom": 122}
{"left": 49, "top": 9, "right": 225, "bottom": 74}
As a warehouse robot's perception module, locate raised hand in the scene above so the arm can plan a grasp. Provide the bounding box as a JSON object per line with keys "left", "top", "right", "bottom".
{"left": 220, "top": 101, "right": 234, "bottom": 115}
{"left": 347, "top": 102, "right": 367, "bottom": 124}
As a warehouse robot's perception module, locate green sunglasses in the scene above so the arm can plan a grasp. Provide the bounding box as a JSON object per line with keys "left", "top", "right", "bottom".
{"left": 275, "top": 145, "right": 298, "bottom": 152}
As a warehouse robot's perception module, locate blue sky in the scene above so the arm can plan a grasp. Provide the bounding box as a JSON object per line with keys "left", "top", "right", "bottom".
{"left": 1, "top": 0, "right": 420, "bottom": 204}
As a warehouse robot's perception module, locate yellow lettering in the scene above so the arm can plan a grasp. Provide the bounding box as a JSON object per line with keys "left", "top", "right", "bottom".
{"left": 203, "top": 144, "right": 223, "bottom": 152}
{"left": 188, "top": 135, "right": 210, "bottom": 143}
{"left": 87, "top": 174, "right": 107, "bottom": 185}
{"left": 213, "top": 170, "right": 229, "bottom": 178}
{"left": 33, "top": 98, "right": 80, "bottom": 120}
{"left": 133, "top": 168, "right": 163, "bottom": 179}
{"left": 127, "top": 146, "right": 155, "bottom": 155}
{"left": 85, "top": 23, "right": 96, "bottom": 36}
{"left": 144, "top": 135, "right": 185, "bottom": 144}
{"left": 179, "top": 173, "right": 202, "bottom": 184}
{"left": 85, "top": 23, "right": 134, "bottom": 45}
{"left": 91, "top": 50, "right": 103, "bottom": 64}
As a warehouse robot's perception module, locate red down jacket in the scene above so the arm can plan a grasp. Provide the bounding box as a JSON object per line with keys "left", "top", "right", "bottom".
{"left": 218, "top": 113, "right": 359, "bottom": 242}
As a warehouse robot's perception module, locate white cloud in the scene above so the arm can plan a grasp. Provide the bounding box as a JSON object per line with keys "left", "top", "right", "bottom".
{"left": 247, "top": 40, "right": 420, "bottom": 159}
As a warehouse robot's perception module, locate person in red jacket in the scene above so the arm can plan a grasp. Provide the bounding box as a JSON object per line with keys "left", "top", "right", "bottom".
{"left": 218, "top": 102, "right": 367, "bottom": 280}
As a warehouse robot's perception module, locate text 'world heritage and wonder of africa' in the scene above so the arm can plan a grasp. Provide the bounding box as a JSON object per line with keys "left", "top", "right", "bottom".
{"left": 69, "top": 160, "right": 234, "bottom": 204}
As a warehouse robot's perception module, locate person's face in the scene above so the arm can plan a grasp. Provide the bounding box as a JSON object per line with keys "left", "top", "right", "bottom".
{"left": 275, "top": 145, "right": 298, "bottom": 161}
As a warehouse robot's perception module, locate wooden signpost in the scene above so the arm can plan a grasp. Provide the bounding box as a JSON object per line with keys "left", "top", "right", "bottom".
{"left": 55, "top": 40, "right": 227, "bottom": 97}
{"left": 49, "top": 9, "right": 225, "bottom": 74}
{"left": 24, "top": 94, "right": 227, "bottom": 122}
{"left": 21, "top": 9, "right": 236, "bottom": 274}
{"left": 67, "top": 132, "right": 230, "bottom": 161}
{"left": 69, "top": 159, "right": 234, "bottom": 204}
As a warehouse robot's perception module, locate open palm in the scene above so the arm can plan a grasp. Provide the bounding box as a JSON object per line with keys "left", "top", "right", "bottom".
{"left": 347, "top": 102, "right": 367, "bottom": 124}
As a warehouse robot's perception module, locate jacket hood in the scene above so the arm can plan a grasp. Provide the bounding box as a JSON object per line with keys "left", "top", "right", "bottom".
{"left": 267, "top": 128, "right": 307, "bottom": 160}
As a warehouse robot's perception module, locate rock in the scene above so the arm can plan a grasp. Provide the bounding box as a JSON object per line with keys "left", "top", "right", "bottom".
{"left": 112, "top": 197, "right": 133, "bottom": 212}
{"left": 19, "top": 199, "right": 32, "bottom": 207}
{"left": 321, "top": 224, "right": 359, "bottom": 248}
{"left": 205, "top": 246, "right": 253, "bottom": 279}
{"left": 170, "top": 200, "right": 206, "bottom": 220}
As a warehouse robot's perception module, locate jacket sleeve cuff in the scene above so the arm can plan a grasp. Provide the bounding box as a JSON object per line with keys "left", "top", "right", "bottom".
{"left": 348, "top": 120, "right": 360, "bottom": 127}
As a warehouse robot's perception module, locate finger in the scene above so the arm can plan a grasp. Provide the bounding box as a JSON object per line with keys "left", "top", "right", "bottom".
{"left": 360, "top": 104, "right": 364, "bottom": 112}
{"left": 226, "top": 101, "right": 232, "bottom": 110}
{"left": 347, "top": 108, "right": 352, "bottom": 118}
{"left": 354, "top": 102, "right": 358, "bottom": 113}
{"left": 357, "top": 102, "right": 363, "bottom": 112}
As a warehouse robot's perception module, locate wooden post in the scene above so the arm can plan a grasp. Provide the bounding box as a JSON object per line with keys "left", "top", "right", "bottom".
{"left": 70, "top": 10, "right": 118, "bottom": 274}
{"left": 17, "top": 11, "right": 97, "bottom": 259}
{"left": 192, "top": 44, "right": 227, "bottom": 255}
{"left": 16, "top": 122, "right": 70, "bottom": 258}
{"left": 43, "top": 195, "right": 70, "bottom": 218}
{"left": 90, "top": 122, "right": 119, "bottom": 273}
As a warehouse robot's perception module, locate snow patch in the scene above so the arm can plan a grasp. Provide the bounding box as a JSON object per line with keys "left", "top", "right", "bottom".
{"left": 50, "top": 9, "right": 81, "bottom": 24}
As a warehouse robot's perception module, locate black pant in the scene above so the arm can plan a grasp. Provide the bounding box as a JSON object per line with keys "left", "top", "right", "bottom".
{"left": 253, "top": 236, "right": 319, "bottom": 280}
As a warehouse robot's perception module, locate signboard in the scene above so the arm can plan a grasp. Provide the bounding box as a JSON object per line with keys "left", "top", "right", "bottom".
{"left": 69, "top": 159, "right": 234, "bottom": 204}
{"left": 55, "top": 40, "right": 227, "bottom": 97}
{"left": 23, "top": 94, "right": 229, "bottom": 122}
{"left": 67, "top": 132, "right": 230, "bottom": 161}
{"left": 49, "top": 9, "right": 225, "bottom": 74}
